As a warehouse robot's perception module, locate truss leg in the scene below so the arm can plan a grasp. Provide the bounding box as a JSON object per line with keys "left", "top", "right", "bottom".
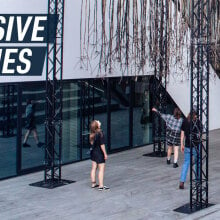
{"left": 175, "top": 0, "right": 213, "bottom": 213}
{"left": 30, "top": 0, "right": 74, "bottom": 189}
{"left": 144, "top": 0, "right": 168, "bottom": 158}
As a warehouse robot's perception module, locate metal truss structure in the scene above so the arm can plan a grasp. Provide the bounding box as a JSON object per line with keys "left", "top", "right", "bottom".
{"left": 31, "top": 0, "right": 74, "bottom": 188}
{"left": 190, "top": 0, "right": 210, "bottom": 211}
{"left": 1, "top": 85, "right": 15, "bottom": 137}
{"left": 151, "top": 0, "right": 169, "bottom": 157}
{"left": 80, "top": 80, "right": 94, "bottom": 159}
{"left": 30, "top": 0, "right": 74, "bottom": 189}
{"left": 43, "top": 0, "right": 65, "bottom": 188}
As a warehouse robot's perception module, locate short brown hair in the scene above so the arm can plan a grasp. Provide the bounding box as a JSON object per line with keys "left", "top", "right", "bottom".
{"left": 173, "top": 108, "right": 181, "bottom": 119}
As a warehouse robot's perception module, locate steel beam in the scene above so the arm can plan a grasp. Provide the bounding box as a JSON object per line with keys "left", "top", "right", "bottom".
{"left": 44, "top": 0, "right": 65, "bottom": 187}
{"left": 190, "top": 0, "right": 210, "bottom": 210}
{"left": 152, "top": 0, "right": 168, "bottom": 157}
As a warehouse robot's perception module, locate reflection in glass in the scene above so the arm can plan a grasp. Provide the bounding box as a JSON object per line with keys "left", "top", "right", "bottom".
{"left": 0, "top": 85, "right": 17, "bottom": 178}
{"left": 62, "top": 82, "right": 80, "bottom": 162}
{"left": 91, "top": 79, "right": 107, "bottom": 152}
{"left": 21, "top": 83, "right": 45, "bottom": 169}
{"left": 110, "top": 79, "right": 130, "bottom": 150}
{"left": 0, "top": 76, "right": 156, "bottom": 180}
{"left": 133, "top": 77, "right": 152, "bottom": 146}
{"left": 80, "top": 79, "right": 108, "bottom": 159}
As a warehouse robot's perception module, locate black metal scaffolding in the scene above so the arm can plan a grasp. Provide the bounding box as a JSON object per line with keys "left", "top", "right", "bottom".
{"left": 190, "top": 0, "right": 210, "bottom": 210}
{"left": 43, "top": 0, "right": 65, "bottom": 187}
{"left": 151, "top": 0, "right": 169, "bottom": 157}
{"left": 175, "top": 0, "right": 211, "bottom": 213}
{"left": 30, "top": 0, "right": 74, "bottom": 188}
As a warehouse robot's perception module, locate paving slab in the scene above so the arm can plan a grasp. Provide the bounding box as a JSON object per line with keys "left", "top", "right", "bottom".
{"left": 0, "top": 129, "right": 219, "bottom": 220}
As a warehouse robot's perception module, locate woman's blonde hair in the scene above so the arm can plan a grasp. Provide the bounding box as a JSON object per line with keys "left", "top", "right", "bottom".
{"left": 89, "top": 120, "right": 101, "bottom": 143}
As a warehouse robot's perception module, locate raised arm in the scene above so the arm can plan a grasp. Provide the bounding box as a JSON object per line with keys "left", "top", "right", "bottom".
{"left": 152, "top": 107, "right": 170, "bottom": 123}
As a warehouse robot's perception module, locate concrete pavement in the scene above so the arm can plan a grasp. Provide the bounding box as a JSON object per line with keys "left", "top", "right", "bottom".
{"left": 0, "top": 129, "right": 220, "bottom": 220}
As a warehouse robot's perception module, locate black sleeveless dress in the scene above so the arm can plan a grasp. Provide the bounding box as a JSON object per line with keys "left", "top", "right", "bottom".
{"left": 90, "top": 131, "right": 105, "bottom": 164}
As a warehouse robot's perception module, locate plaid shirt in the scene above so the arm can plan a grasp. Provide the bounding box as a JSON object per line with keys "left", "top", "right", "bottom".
{"left": 159, "top": 112, "right": 183, "bottom": 146}
{"left": 159, "top": 113, "right": 183, "bottom": 132}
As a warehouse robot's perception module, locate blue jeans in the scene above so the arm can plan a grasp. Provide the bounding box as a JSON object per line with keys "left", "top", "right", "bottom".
{"left": 180, "top": 147, "right": 197, "bottom": 182}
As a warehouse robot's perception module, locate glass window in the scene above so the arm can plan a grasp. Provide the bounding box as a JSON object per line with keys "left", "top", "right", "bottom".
{"left": 92, "top": 79, "right": 108, "bottom": 149}
{"left": 110, "top": 78, "right": 130, "bottom": 150}
{"left": 0, "top": 76, "right": 156, "bottom": 180}
{"left": 62, "top": 81, "right": 80, "bottom": 162}
{"left": 133, "top": 77, "right": 152, "bottom": 146}
{"left": 0, "top": 85, "right": 17, "bottom": 178}
{"left": 80, "top": 79, "right": 108, "bottom": 159}
{"left": 21, "top": 83, "right": 45, "bottom": 170}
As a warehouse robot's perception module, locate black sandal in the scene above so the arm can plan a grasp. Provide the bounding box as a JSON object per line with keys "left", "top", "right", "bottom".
{"left": 91, "top": 182, "right": 99, "bottom": 188}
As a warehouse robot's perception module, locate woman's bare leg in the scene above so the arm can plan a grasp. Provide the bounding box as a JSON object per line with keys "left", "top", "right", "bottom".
{"left": 98, "top": 163, "right": 105, "bottom": 187}
{"left": 91, "top": 161, "right": 98, "bottom": 185}
{"left": 167, "top": 146, "right": 172, "bottom": 161}
{"left": 173, "top": 146, "right": 179, "bottom": 163}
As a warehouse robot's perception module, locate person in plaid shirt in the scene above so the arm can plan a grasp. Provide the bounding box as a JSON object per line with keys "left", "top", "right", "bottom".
{"left": 152, "top": 107, "right": 183, "bottom": 168}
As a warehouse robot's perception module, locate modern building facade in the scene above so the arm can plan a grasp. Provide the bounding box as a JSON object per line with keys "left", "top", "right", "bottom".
{"left": 0, "top": 0, "right": 219, "bottom": 180}
{"left": 1, "top": 76, "right": 170, "bottom": 179}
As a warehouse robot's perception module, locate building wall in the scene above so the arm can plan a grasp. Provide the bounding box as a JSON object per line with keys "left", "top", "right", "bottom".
{"left": 167, "top": 68, "right": 220, "bottom": 131}
{"left": 1, "top": 0, "right": 219, "bottom": 131}
{"left": 0, "top": 0, "right": 153, "bottom": 84}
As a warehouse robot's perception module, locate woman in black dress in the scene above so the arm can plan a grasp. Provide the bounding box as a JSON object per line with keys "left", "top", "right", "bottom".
{"left": 89, "top": 120, "right": 109, "bottom": 191}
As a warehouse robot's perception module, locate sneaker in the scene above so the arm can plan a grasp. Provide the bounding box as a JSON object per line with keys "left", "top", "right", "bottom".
{"left": 23, "top": 143, "right": 31, "bottom": 147}
{"left": 37, "top": 142, "right": 44, "bottom": 148}
{"left": 167, "top": 159, "right": 171, "bottom": 165}
{"left": 98, "top": 186, "right": 110, "bottom": 191}
{"left": 179, "top": 182, "right": 184, "bottom": 189}
{"left": 173, "top": 163, "right": 179, "bottom": 168}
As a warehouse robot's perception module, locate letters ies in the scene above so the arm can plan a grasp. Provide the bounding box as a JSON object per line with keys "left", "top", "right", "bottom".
{"left": 0, "top": 15, "right": 51, "bottom": 75}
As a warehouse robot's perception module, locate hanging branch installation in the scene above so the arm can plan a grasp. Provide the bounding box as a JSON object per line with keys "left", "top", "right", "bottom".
{"left": 79, "top": 0, "right": 219, "bottom": 79}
